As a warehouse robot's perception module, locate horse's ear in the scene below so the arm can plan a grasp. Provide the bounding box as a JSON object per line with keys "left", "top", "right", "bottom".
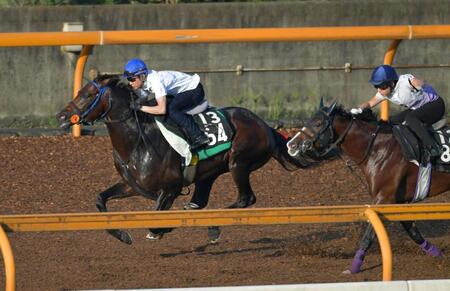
{"left": 319, "top": 97, "right": 324, "bottom": 109}
{"left": 327, "top": 101, "right": 337, "bottom": 114}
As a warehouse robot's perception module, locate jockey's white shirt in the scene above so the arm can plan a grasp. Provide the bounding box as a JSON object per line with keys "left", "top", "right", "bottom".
{"left": 140, "top": 70, "right": 200, "bottom": 100}
{"left": 374, "top": 74, "right": 439, "bottom": 109}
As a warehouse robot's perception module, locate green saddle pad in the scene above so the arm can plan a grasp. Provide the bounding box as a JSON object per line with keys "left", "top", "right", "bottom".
{"left": 155, "top": 107, "right": 234, "bottom": 161}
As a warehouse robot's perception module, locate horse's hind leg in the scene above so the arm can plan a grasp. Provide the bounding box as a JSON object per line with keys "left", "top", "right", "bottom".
{"left": 344, "top": 223, "right": 376, "bottom": 274}
{"left": 228, "top": 166, "right": 256, "bottom": 209}
{"left": 96, "top": 182, "right": 136, "bottom": 245}
{"left": 401, "top": 221, "right": 442, "bottom": 257}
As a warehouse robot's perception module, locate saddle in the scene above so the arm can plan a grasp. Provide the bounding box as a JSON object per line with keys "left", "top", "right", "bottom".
{"left": 155, "top": 106, "right": 234, "bottom": 185}
{"left": 392, "top": 118, "right": 450, "bottom": 172}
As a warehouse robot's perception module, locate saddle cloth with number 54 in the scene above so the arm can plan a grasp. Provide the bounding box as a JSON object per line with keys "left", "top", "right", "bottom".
{"left": 155, "top": 107, "right": 234, "bottom": 166}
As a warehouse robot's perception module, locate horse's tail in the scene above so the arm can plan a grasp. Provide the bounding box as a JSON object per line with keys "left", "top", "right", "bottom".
{"left": 270, "top": 128, "right": 309, "bottom": 171}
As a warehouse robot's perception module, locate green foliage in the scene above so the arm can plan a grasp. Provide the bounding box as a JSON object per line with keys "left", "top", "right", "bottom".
{"left": 229, "top": 94, "right": 245, "bottom": 107}
{"left": 268, "top": 92, "right": 283, "bottom": 120}
{"left": 0, "top": 0, "right": 279, "bottom": 6}
{"left": 0, "top": 115, "right": 60, "bottom": 128}
{"left": 229, "top": 89, "right": 263, "bottom": 113}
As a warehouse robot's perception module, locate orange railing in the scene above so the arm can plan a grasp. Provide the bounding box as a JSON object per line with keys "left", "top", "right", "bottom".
{"left": 2, "top": 25, "right": 450, "bottom": 135}
{"left": 1, "top": 203, "right": 450, "bottom": 290}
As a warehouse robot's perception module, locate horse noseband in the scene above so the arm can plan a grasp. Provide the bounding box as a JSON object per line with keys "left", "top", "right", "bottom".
{"left": 300, "top": 139, "right": 313, "bottom": 153}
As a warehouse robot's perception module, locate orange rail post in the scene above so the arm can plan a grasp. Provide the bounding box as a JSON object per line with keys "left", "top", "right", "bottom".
{"left": 380, "top": 39, "right": 402, "bottom": 121}
{"left": 0, "top": 225, "right": 15, "bottom": 291}
{"left": 72, "top": 45, "right": 93, "bottom": 137}
{"left": 365, "top": 208, "right": 392, "bottom": 281}
{"left": 0, "top": 203, "right": 450, "bottom": 283}
{"left": 2, "top": 25, "right": 450, "bottom": 135}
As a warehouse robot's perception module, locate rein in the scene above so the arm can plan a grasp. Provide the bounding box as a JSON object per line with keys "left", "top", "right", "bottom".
{"left": 308, "top": 109, "right": 353, "bottom": 159}
{"left": 350, "top": 122, "right": 381, "bottom": 165}
{"left": 79, "top": 81, "right": 112, "bottom": 125}
{"left": 317, "top": 116, "right": 354, "bottom": 158}
{"left": 340, "top": 121, "right": 381, "bottom": 193}
{"left": 75, "top": 80, "right": 161, "bottom": 163}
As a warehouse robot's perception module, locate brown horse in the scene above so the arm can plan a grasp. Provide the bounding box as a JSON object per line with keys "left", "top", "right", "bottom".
{"left": 286, "top": 100, "right": 450, "bottom": 274}
{"left": 56, "top": 75, "right": 308, "bottom": 244}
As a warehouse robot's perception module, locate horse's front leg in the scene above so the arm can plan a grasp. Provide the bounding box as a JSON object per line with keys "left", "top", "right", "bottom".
{"left": 146, "top": 189, "right": 180, "bottom": 240}
{"left": 343, "top": 223, "right": 376, "bottom": 274}
{"left": 96, "top": 181, "right": 137, "bottom": 245}
{"left": 401, "top": 221, "right": 442, "bottom": 257}
{"left": 344, "top": 193, "right": 394, "bottom": 274}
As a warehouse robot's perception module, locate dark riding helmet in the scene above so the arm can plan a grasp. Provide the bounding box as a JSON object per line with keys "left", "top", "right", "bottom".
{"left": 369, "top": 65, "right": 398, "bottom": 86}
{"left": 123, "top": 58, "right": 148, "bottom": 78}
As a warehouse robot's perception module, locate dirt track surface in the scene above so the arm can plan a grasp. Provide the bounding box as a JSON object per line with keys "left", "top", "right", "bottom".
{"left": 0, "top": 135, "right": 449, "bottom": 291}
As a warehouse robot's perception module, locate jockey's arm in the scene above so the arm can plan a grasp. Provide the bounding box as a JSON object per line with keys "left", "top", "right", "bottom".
{"left": 410, "top": 78, "right": 423, "bottom": 90}
{"left": 140, "top": 95, "right": 167, "bottom": 115}
{"left": 359, "top": 95, "right": 383, "bottom": 110}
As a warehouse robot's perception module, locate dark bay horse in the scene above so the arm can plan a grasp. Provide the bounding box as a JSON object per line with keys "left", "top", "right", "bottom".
{"left": 57, "top": 75, "right": 307, "bottom": 244}
{"left": 286, "top": 100, "right": 450, "bottom": 274}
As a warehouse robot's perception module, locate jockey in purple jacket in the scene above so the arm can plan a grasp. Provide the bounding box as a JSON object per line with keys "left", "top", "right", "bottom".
{"left": 351, "top": 65, "right": 445, "bottom": 163}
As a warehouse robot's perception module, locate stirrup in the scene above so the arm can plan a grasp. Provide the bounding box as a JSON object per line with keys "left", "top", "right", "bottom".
{"left": 190, "top": 135, "right": 209, "bottom": 151}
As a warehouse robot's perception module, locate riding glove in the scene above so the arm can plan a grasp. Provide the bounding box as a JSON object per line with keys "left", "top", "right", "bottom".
{"left": 350, "top": 108, "right": 363, "bottom": 115}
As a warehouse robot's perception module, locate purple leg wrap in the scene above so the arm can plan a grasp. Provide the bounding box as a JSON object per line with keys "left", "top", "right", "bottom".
{"left": 349, "top": 249, "right": 366, "bottom": 274}
{"left": 420, "top": 241, "right": 443, "bottom": 257}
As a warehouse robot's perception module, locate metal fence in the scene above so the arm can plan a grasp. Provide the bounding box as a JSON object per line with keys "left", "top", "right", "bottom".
{"left": 1, "top": 203, "right": 450, "bottom": 290}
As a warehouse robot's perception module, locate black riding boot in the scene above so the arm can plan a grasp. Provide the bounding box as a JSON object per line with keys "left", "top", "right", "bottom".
{"left": 170, "top": 112, "right": 209, "bottom": 151}
{"left": 405, "top": 117, "right": 442, "bottom": 164}
{"left": 420, "top": 142, "right": 442, "bottom": 166}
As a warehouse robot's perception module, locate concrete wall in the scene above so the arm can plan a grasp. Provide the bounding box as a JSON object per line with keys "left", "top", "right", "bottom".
{"left": 0, "top": 0, "right": 449, "bottom": 125}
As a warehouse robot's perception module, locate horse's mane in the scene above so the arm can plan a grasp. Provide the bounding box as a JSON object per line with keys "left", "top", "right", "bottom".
{"left": 95, "top": 74, "right": 128, "bottom": 88}
{"left": 334, "top": 104, "right": 392, "bottom": 133}
{"left": 94, "top": 74, "right": 159, "bottom": 127}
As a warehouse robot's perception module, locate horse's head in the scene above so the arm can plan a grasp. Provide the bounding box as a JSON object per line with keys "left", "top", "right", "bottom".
{"left": 287, "top": 98, "right": 342, "bottom": 160}
{"left": 56, "top": 75, "right": 127, "bottom": 129}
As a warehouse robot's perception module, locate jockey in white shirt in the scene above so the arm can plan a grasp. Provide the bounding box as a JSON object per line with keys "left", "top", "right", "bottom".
{"left": 123, "top": 58, "right": 210, "bottom": 151}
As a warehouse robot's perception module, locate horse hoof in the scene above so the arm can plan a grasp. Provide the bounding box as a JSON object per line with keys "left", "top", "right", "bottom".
{"left": 421, "top": 241, "right": 443, "bottom": 257}
{"left": 146, "top": 232, "right": 164, "bottom": 240}
{"left": 120, "top": 232, "right": 133, "bottom": 245}
{"left": 107, "top": 229, "right": 133, "bottom": 245}
{"left": 184, "top": 202, "right": 200, "bottom": 210}
{"left": 208, "top": 226, "right": 221, "bottom": 244}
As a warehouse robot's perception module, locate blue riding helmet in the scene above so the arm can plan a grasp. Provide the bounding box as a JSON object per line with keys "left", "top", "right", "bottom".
{"left": 369, "top": 65, "right": 398, "bottom": 86}
{"left": 123, "top": 58, "right": 148, "bottom": 78}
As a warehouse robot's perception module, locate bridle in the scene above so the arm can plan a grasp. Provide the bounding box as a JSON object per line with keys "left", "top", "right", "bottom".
{"left": 306, "top": 107, "right": 380, "bottom": 165}
{"left": 68, "top": 79, "right": 162, "bottom": 188}
{"left": 69, "top": 80, "right": 131, "bottom": 125}
{"left": 300, "top": 107, "right": 354, "bottom": 159}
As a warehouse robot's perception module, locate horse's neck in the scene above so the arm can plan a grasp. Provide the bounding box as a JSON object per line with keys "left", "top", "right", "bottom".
{"left": 336, "top": 118, "right": 382, "bottom": 162}
{"left": 104, "top": 86, "right": 172, "bottom": 162}
{"left": 106, "top": 116, "right": 169, "bottom": 162}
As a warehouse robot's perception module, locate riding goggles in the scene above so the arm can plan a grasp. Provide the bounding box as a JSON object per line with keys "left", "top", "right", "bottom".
{"left": 374, "top": 82, "right": 390, "bottom": 90}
